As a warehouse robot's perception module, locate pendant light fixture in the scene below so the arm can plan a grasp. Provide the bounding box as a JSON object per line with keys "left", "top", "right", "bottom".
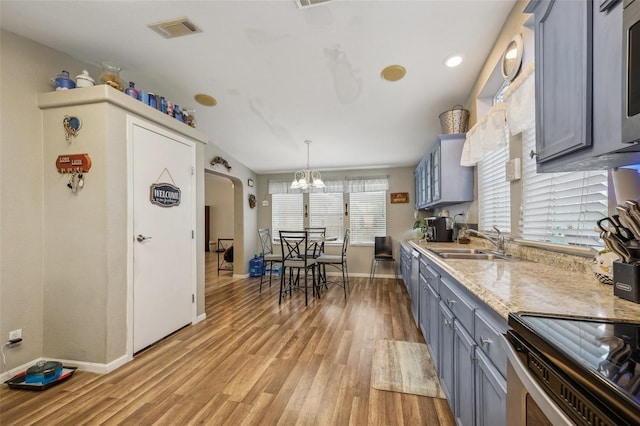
{"left": 291, "top": 140, "right": 325, "bottom": 190}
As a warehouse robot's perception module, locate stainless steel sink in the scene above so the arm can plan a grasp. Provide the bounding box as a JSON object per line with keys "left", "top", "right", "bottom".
{"left": 430, "top": 248, "right": 482, "bottom": 254}
{"left": 439, "top": 252, "right": 499, "bottom": 260}
{"left": 428, "top": 247, "right": 525, "bottom": 261}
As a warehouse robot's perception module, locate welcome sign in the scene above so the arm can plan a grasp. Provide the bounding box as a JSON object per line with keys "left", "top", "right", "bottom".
{"left": 150, "top": 183, "right": 181, "bottom": 207}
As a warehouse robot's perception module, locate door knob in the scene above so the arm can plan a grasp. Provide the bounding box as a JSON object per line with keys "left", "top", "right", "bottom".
{"left": 136, "top": 234, "right": 152, "bottom": 242}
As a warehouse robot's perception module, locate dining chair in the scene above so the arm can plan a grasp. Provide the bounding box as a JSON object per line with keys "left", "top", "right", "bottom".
{"left": 370, "top": 236, "right": 398, "bottom": 282}
{"left": 304, "top": 227, "right": 326, "bottom": 258}
{"left": 279, "top": 230, "right": 319, "bottom": 306}
{"left": 216, "top": 238, "right": 234, "bottom": 276}
{"left": 316, "top": 229, "right": 350, "bottom": 298}
{"left": 258, "top": 228, "right": 282, "bottom": 292}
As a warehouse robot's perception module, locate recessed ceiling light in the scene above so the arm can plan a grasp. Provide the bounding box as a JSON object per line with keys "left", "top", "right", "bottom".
{"left": 195, "top": 94, "right": 217, "bottom": 107}
{"left": 381, "top": 65, "right": 406, "bottom": 82}
{"left": 445, "top": 56, "right": 463, "bottom": 68}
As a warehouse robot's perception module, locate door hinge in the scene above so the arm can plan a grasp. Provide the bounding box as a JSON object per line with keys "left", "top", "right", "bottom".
{"left": 192, "top": 230, "right": 194, "bottom": 239}
{"left": 192, "top": 294, "right": 195, "bottom": 303}
{"left": 191, "top": 166, "right": 195, "bottom": 175}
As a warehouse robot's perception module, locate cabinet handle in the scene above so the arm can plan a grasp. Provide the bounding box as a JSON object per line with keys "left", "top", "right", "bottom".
{"left": 481, "top": 336, "right": 493, "bottom": 346}
{"left": 444, "top": 319, "right": 452, "bottom": 327}
{"left": 600, "top": 0, "right": 621, "bottom": 12}
{"left": 447, "top": 299, "right": 456, "bottom": 307}
{"left": 529, "top": 149, "right": 538, "bottom": 159}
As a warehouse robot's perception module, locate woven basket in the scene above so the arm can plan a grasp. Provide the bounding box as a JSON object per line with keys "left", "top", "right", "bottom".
{"left": 439, "top": 105, "right": 470, "bottom": 134}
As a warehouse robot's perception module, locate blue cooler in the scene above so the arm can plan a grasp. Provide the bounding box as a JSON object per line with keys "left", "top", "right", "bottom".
{"left": 249, "top": 256, "right": 264, "bottom": 277}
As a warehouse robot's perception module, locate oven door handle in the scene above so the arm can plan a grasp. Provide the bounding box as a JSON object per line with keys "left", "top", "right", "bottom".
{"left": 501, "top": 333, "right": 574, "bottom": 426}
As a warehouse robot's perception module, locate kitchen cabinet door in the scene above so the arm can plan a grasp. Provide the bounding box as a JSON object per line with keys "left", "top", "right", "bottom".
{"left": 424, "top": 154, "right": 432, "bottom": 205}
{"left": 414, "top": 162, "right": 424, "bottom": 208}
{"left": 454, "top": 321, "right": 475, "bottom": 426}
{"left": 439, "top": 301, "right": 455, "bottom": 404}
{"left": 475, "top": 349, "right": 507, "bottom": 426}
{"left": 427, "top": 281, "right": 440, "bottom": 368}
{"left": 432, "top": 144, "right": 441, "bottom": 202}
{"left": 527, "top": 0, "right": 639, "bottom": 171}
{"left": 419, "top": 271, "right": 429, "bottom": 339}
{"left": 527, "top": 0, "right": 593, "bottom": 163}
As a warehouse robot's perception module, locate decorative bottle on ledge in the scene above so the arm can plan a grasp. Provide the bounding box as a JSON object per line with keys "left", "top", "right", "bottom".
{"left": 124, "top": 82, "right": 139, "bottom": 99}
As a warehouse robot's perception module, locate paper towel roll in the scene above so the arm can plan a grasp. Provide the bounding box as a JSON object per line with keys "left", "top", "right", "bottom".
{"left": 612, "top": 168, "right": 640, "bottom": 203}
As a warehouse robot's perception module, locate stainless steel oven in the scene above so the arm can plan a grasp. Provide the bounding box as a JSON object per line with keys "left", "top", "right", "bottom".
{"left": 623, "top": 0, "right": 640, "bottom": 143}
{"left": 504, "top": 313, "right": 640, "bottom": 426}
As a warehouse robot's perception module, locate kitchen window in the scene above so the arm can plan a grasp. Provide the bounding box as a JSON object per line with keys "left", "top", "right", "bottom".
{"left": 520, "top": 127, "right": 608, "bottom": 247}
{"left": 269, "top": 176, "right": 388, "bottom": 245}
{"left": 349, "top": 191, "right": 387, "bottom": 245}
{"left": 308, "top": 192, "right": 344, "bottom": 241}
{"left": 478, "top": 137, "right": 511, "bottom": 233}
{"left": 271, "top": 193, "right": 303, "bottom": 241}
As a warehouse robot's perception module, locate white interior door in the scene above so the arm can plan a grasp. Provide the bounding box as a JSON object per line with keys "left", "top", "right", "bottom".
{"left": 132, "top": 122, "right": 194, "bottom": 353}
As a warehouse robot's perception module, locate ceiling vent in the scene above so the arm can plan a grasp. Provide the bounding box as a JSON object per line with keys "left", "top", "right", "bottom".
{"left": 295, "top": 0, "right": 332, "bottom": 8}
{"left": 148, "top": 17, "right": 201, "bottom": 39}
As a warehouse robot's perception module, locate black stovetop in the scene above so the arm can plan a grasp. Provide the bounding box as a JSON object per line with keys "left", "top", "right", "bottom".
{"left": 508, "top": 313, "right": 640, "bottom": 420}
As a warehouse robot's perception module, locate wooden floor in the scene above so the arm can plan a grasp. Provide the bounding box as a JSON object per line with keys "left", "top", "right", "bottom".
{"left": 0, "top": 253, "right": 455, "bottom": 425}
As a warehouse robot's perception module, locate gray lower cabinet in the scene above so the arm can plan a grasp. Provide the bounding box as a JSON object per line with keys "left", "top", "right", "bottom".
{"left": 419, "top": 271, "right": 429, "bottom": 338}
{"left": 426, "top": 281, "right": 440, "bottom": 369}
{"left": 454, "top": 321, "right": 475, "bottom": 426}
{"left": 416, "top": 251, "right": 507, "bottom": 426}
{"left": 400, "top": 243, "right": 411, "bottom": 288}
{"left": 475, "top": 350, "right": 507, "bottom": 426}
{"left": 439, "top": 301, "right": 455, "bottom": 403}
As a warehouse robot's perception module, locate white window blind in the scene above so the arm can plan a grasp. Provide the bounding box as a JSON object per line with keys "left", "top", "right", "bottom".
{"left": 521, "top": 128, "right": 608, "bottom": 247}
{"left": 271, "top": 193, "right": 303, "bottom": 240}
{"left": 477, "top": 126, "right": 511, "bottom": 233}
{"left": 309, "top": 192, "right": 344, "bottom": 242}
{"left": 349, "top": 191, "right": 386, "bottom": 244}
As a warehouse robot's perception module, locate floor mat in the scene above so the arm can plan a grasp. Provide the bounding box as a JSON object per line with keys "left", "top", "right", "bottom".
{"left": 371, "top": 339, "right": 446, "bottom": 398}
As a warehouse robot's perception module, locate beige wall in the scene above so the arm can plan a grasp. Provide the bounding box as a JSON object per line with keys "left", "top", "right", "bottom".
{"left": 0, "top": 30, "right": 102, "bottom": 372}
{"left": 430, "top": 1, "right": 532, "bottom": 225}
{"left": 205, "top": 173, "right": 235, "bottom": 249}
{"left": 1, "top": 29, "right": 209, "bottom": 372}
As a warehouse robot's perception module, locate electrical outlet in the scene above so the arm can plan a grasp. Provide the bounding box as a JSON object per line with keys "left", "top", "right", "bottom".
{"left": 9, "top": 329, "right": 22, "bottom": 341}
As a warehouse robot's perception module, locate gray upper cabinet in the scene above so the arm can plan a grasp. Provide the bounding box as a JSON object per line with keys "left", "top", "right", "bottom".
{"left": 526, "top": 0, "right": 640, "bottom": 172}
{"left": 527, "top": 0, "right": 593, "bottom": 163}
{"left": 414, "top": 134, "right": 473, "bottom": 209}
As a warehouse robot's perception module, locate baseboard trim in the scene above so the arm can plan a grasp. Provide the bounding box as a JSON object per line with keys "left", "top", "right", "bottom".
{"left": 195, "top": 313, "right": 207, "bottom": 323}
{"left": 0, "top": 353, "right": 132, "bottom": 382}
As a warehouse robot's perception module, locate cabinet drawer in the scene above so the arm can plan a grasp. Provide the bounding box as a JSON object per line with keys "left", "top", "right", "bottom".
{"left": 474, "top": 310, "right": 507, "bottom": 378}
{"left": 419, "top": 255, "right": 429, "bottom": 275}
{"left": 439, "top": 277, "right": 475, "bottom": 331}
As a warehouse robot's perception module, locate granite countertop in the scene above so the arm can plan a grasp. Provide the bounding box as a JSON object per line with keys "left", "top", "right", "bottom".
{"left": 407, "top": 240, "right": 640, "bottom": 323}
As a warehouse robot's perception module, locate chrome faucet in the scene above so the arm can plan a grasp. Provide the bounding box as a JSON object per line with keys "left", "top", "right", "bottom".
{"left": 467, "top": 226, "right": 505, "bottom": 255}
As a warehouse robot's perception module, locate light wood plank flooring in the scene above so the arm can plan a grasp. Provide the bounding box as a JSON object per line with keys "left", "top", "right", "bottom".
{"left": 1, "top": 253, "right": 455, "bottom": 425}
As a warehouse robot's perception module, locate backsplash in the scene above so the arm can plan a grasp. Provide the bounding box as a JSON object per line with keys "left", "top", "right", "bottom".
{"left": 469, "top": 238, "right": 596, "bottom": 276}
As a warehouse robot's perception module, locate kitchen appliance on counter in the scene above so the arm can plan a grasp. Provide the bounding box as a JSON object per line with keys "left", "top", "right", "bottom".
{"left": 434, "top": 216, "right": 453, "bottom": 242}
{"left": 425, "top": 217, "right": 437, "bottom": 241}
{"left": 504, "top": 312, "right": 640, "bottom": 426}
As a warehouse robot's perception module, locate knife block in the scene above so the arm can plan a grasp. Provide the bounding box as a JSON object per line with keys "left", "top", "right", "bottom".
{"left": 613, "top": 261, "right": 640, "bottom": 303}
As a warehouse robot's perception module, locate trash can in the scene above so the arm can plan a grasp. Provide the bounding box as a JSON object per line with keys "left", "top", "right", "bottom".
{"left": 249, "top": 256, "right": 264, "bottom": 277}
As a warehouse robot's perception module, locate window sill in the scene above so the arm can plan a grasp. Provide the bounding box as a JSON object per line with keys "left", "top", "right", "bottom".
{"left": 511, "top": 238, "right": 598, "bottom": 258}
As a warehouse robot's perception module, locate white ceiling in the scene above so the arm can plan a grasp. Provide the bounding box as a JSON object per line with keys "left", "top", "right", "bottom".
{"left": 1, "top": 0, "right": 517, "bottom": 174}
